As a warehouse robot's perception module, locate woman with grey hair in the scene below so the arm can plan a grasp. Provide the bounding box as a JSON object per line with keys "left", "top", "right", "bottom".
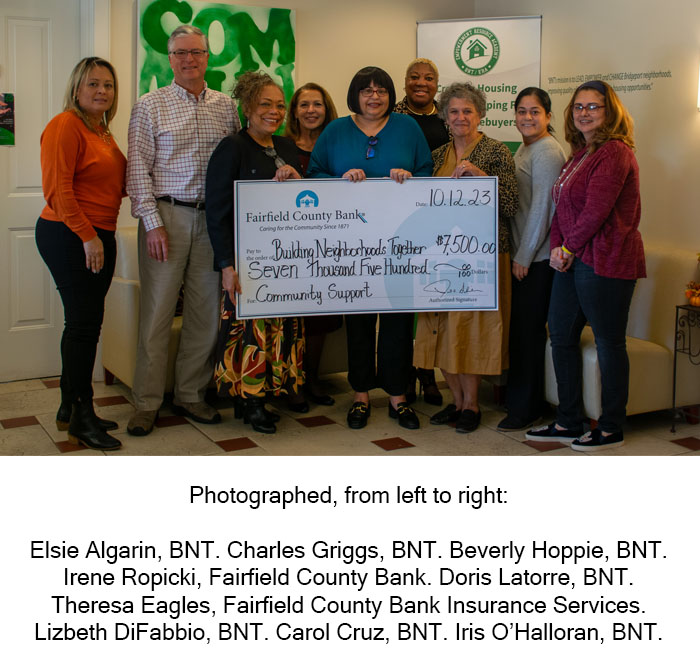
{"left": 414, "top": 81, "right": 518, "bottom": 434}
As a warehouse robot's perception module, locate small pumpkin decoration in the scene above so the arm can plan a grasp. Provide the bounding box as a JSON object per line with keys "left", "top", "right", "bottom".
{"left": 686, "top": 280, "right": 700, "bottom": 306}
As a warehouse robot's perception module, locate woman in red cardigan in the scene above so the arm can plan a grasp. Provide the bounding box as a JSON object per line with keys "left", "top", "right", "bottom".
{"left": 36, "top": 57, "right": 126, "bottom": 450}
{"left": 526, "top": 80, "right": 645, "bottom": 451}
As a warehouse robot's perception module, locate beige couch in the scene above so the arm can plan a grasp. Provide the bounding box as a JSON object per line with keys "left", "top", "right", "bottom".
{"left": 544, "top": 244, "right": 700, "bottom": 420}
{"left": 102, "top": 226, "right": 348, "bottom": 390}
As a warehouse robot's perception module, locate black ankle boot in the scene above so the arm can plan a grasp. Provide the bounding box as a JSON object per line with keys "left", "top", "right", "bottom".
{"left": 68, "top": 401, "right": 122, "bottom": 450}
{"left": 234, "top": 396, "right": 279, "bottom": 422}
{"left": 57, "top": 401, "right": 118, "bottom": 432}
{"left": 243, "top": 397, "right": 276, "bottom": 434}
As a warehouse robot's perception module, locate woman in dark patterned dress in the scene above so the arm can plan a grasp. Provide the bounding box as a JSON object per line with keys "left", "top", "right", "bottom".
{"left": 206, "top": 71, "right": 303, "bottom": 434}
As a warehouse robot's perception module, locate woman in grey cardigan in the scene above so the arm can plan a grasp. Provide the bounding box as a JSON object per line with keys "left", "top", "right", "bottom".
{"left": 498, "top": 87, "right": 566, "bottom": 431}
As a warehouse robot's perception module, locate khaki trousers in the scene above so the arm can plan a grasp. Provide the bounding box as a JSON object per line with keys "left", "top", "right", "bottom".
{"left": 132, "top": 201, "right": 221, "bottom": 410}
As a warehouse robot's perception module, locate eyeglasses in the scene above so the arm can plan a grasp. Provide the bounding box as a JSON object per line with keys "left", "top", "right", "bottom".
{"left": 169, "top": 49, "right": 208, "bottom": 59}
{"left": 263, "top": 147, "right": 286, "bottom": 169}
{"left": 360, "top": 87, "right": 389, "bottom": 98}
{"left": 366, "top": 136, "right": 378, "bottom": 159}
{"left": 573, "top": 103, "right": 605, "bottom": 113}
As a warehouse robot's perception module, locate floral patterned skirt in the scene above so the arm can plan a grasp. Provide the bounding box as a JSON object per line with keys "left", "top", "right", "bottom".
{"left": 214, "top": 293, "right": 305, "bottom": 398}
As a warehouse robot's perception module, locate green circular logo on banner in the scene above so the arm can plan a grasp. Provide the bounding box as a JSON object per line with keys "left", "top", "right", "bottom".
{"left": 454, "top": 27, "right": 500, "bottom": 76}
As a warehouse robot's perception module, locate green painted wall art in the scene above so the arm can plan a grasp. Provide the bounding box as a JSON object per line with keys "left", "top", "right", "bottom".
{"left": 138, "top": 0, "right": 296, "bottom": 102}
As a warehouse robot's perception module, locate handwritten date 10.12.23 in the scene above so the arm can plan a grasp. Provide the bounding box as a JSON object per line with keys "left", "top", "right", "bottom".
{"left": 427, "top": 187, "right": 492, "bottom": 207}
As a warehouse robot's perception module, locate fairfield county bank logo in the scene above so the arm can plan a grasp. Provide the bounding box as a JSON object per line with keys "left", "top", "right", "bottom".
{"left": 454, "top": 27, "right": 500, "bottom": 76}
{"left": 296, "top": 190, "right": 319, "bottom": 208}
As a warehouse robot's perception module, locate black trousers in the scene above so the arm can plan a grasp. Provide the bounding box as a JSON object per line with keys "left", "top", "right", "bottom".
{"left": 35, "top": 218, "right": 116, "bottom": 403}
{"left": 505, "top": 260, "right": 553, "bottom": 421}
{"left": 345, "top": 312, "right": 414, "bottom": 396}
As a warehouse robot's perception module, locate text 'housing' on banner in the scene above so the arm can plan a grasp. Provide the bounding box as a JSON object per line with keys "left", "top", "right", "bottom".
{"left": 234, "top": 177, "right": 499, "bottom": 319}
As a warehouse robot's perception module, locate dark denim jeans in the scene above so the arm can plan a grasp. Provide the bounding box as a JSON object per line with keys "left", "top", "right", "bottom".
{"left": 548, "top": 258, "right": 636, "bottom": 433}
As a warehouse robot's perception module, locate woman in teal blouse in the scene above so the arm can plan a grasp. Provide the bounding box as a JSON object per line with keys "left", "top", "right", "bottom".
{"left": 308, "top": 66, "right": 432, "bottom": 431}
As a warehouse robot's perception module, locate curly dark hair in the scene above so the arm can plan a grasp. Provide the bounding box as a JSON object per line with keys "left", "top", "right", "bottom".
{"left": 233, "top": 71, "right": 281, "bottom": 119}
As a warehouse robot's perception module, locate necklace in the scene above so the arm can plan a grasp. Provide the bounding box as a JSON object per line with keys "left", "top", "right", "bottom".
{"left": 407, "top": 101, "right": 437, "bottom": 116}
{"left": 553, "top": 150, "right": 589, "bottom": 205}
{"left": 94, "top": 124, "right": 112, "bottom": 144}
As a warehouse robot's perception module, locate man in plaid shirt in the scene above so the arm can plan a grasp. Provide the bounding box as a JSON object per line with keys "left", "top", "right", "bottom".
{"left": 126, "top": 25, "right": 240, "bottom": 436}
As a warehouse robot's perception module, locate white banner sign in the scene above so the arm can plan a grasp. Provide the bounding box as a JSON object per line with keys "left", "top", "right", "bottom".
{"left": 418, "top": 16, "right": 541, "bottom": 151}
{"left": 234, "top": 178, "right": 498, "bottom": 319}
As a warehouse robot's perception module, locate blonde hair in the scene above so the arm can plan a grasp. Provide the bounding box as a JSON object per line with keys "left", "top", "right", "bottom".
{"left": 405, "top": 58, "right": 439, "bottom": 80}
{"left": 63, "top": 57, "right": 118, "bottom": 131}
{"left": 563, "top": 80, "right": 635, "bottom": 154}
{"left": 233, "top": 71, "right": 281, "bottom": 119}
{"left": 284, "top": 83, "right": 338, "bottom": 142}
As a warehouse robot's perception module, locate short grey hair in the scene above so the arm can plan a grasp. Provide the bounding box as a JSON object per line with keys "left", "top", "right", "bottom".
{"left": 168, "top": 25, "right": 209, "bottom": 53}
{"left": 437, "top": 82, "right": 487, "bottom": 120}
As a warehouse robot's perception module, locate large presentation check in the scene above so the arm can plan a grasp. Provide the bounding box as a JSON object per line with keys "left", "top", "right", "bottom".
{"left": 234, "top": 177, "right": 499, "bottom": 319}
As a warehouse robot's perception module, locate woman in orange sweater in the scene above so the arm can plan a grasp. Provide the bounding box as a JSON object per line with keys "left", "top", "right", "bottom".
{"left": 36, "top": 57, "right": 126, "bottom": 450}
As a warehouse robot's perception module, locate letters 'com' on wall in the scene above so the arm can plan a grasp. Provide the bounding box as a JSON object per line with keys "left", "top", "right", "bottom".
{"left": 138, "top": 0, "right": 296, "bottom": 103}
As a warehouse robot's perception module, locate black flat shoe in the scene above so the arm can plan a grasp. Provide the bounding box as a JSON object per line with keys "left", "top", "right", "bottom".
{"left": 57, "top": 402, "right": 118, "bottom": 432}
{"left": 456, "top": 409, "right": 481, "bottom": 433}
{"left": 429, "top": 403, "right": 460, "bottom": 425}
{"left": 347, "top": 402, "right": 370, "bottom": 429}
{"left": 304, "top": 387, "right": 335, "bottom": 406}
{"left": 389, "top": 402, "right": 419, "bottom": 430}
{"left": 243, "top": 397, "right": 276, "bottom": 434}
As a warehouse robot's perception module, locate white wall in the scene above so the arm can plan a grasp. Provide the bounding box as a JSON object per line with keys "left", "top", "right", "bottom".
{"left": 110, "top": 0, "right": 476, "bottom": 226}
{"left": 474, "top": 0, "right": 700, "bottom": 252}
{"left": 111, "top": 0, "right": 700, "bottom": 255}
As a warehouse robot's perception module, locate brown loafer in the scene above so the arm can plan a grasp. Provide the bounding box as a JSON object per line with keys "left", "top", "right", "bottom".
{"left": 127, "top": 409, "right": 158, "bottom": 436}
{"left": 172, "top": 400, "right": 221, "bottom": 424}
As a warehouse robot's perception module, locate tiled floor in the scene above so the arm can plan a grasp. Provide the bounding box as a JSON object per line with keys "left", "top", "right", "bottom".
{"left": 1, "top": 374, "right": 699, "bottom": 456}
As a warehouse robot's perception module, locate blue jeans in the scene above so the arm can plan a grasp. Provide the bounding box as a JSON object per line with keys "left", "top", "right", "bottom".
{"left": 548, "top": 259, "right": 636, "bottom": 433}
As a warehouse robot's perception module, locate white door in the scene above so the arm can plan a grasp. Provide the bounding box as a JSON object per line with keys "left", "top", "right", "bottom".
{"left": 0, "top": 0, "right": 83, "bottom": 381}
